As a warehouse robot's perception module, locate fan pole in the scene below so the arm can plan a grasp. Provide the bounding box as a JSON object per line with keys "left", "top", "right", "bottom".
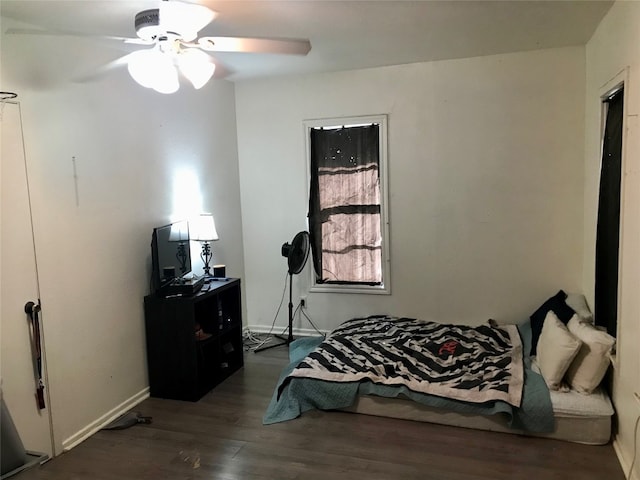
{"left": 286, "top": 272, "right": 294, "bottom": 343}
{"left": 255, "top": 272, "right": 295, "bottom": 353}
{"left": 255, "top": 231, "right": 309, "bottom": 353}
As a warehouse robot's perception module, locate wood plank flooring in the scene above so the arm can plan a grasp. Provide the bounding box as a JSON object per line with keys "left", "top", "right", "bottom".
{"left": 14, "top": 345, "right": 625, "bottom": 480}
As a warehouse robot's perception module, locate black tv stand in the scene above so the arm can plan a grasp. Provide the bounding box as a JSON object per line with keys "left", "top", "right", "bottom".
{"left": 144, "top": 278, "right": 243, "bottom": 401}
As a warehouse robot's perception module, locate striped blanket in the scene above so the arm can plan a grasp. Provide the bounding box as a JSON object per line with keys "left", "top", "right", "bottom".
{"left": 281, "top": 316, "right": 524, "bottom": 407}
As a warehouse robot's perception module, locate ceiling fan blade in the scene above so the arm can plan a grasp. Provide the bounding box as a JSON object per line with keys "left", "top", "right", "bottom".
{"left": 159, "top": 1, "right": 217, "bottom": 41}
{"left": 73, "top": 54, "right": 133, "bottom": 83}
{"left": 123, "top": 38, "right": 155, "bottom": 45}
{"left": 5, "top": 27, "right": 140, "bottom": 44}
{"left": 197, "top": 37, "right": 311, "bottom": 55}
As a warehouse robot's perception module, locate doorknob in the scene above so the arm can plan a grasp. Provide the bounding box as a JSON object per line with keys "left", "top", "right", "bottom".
{"left": 24, "top": 301, "right": 41, "bottom": 314}
{"left": 24, "top": 300, "right": 45, "bottom": 409}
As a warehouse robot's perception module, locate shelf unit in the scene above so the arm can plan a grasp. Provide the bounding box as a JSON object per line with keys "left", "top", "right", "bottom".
{"left": 143, "top": 278, "right": 243, "bottom": 401}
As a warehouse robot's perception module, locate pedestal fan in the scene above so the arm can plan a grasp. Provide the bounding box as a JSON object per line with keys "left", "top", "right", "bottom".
{"left": 256, "top": 231, "right": 310, "bottom": 353}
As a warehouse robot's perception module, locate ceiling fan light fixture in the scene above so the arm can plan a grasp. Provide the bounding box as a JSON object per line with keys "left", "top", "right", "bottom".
{"left": 116, "top": 1, "right": 308, "bottom": 92}
{"left": 127, "top": 49, "right": 157, "bottom": 88}
{"left": 127, "top": 48, "right": 179, "bottom": 94}
{"left": 178, "top": 49, "right": 216, "bottom": 89}
{"left": 151, "top": 67, "right": 180, "bottom": 94}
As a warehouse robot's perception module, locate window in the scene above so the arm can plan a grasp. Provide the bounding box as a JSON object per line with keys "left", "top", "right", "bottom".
{"left": 306, "top": 115, "right": 390, "bottom": 294}
{"left": 595, "top": 84, "right": 624, "bottom": 340}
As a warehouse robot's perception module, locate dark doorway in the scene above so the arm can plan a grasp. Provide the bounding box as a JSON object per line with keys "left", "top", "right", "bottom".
{"left": 594, "top": 87, "right": 624, "bottom": 338}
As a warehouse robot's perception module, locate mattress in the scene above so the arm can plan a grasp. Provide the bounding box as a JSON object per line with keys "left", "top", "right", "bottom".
{"left": 344, "top": 385, "right": 614, "bottom": 445}
{"left": 265, "top": 320, "right": 614, "bottom": 445}
{"left": 265, "top": 322, "right": 555, "bottom": 433}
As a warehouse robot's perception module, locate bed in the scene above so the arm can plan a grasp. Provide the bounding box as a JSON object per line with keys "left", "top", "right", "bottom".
{"left": 343, "top": 380, "right": 614, "bottom": 445}
{"left": 264, "top": 309, "right": 614, "bottom": 445}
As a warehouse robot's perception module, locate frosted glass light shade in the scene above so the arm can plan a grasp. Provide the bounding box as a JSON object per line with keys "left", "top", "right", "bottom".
{"left": 178, "top": 49, "right": 216, "bottom": 89}
{"left": 127, "top": 50, "right": 157, "bottom": 88}
{"left": 127, "top": 49, "right": 179, "bottom": 94}
{"left": 151, "top": 65, "right": 180, "bottom": 94}
{"left": 192, "top": 214, "right": 219, "bottom": 242}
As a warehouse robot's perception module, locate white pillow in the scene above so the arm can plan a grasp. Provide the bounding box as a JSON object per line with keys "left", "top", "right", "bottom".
{"left": 537, "top": 312, "right": 582, "bottom": 391}
{"left": 565, "top": 293, "right": 594, "bottom": 324}
{"left": 565, "top": 316, "right": 615, "bottom": 394}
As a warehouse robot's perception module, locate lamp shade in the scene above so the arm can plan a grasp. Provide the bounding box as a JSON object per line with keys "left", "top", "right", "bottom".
{"left": 192, "top": 214, "right": 219, "bottom": 242}
{"left": 168, "top": 221, "right": 189, "bottom": 242}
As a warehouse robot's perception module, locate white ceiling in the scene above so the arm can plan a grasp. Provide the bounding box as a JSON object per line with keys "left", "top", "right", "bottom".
{"left": 1, "top": 0, "right": 613, "bottom": 82}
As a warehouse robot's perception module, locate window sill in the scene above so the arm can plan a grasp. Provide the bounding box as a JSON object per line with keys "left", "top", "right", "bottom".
{"left": 310, "top": 283, "right": 390, "bottom": 295}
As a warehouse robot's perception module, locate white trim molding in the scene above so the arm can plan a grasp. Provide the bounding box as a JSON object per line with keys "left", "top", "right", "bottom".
{"left": 613, "top": 435, "right": 639, "bottom": 480}
{"left": 246, "top": 324, "right": 329, "bottom": 337}
{"left": 62, "top": 387, "right": 149, "bottom": 452}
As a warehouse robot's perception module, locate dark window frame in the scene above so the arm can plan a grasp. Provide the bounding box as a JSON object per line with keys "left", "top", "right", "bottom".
{"left": 305, "top": 115, "right": 391, "bottom": 295}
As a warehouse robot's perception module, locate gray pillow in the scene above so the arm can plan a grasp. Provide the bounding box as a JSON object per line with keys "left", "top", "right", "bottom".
{"left": 565, "top": 317, "right": 615, "bottom": 394}
{"left": 537, "top": 312, "right": 582, "bottom": 391}
{"left": 565, "top": 293, "right": 594, "bottom": 324}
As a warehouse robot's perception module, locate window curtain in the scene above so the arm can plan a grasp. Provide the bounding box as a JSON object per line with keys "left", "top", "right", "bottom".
{"left": 595, "top": 88, "right": 624, "bottom": 337}
{"left": 308, "top": 125, "right": 382, "bottom": 284}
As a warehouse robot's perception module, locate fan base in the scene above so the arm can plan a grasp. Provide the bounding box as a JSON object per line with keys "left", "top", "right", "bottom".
{"left": 254, "top": 334, "right": 294, "bottom": 353}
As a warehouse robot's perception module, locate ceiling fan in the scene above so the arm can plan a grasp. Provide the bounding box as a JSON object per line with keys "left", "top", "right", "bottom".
{"left": 9, "top": 0, "right": 312, "bottom": 93}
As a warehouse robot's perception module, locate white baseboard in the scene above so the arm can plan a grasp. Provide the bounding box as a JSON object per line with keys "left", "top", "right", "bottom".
{"left": 62, "top": 387, "right": 150, "bottom": 452}
{"left": 613, "top": 434, "right": 638, "bottom": 480}
{"left": 245, "top": 324, "right": 328, "bottom": 337}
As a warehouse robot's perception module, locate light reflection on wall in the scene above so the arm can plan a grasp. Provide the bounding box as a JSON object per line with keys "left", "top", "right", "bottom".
{"left": 171, "top": 168, "right": 203, "bottom": 222}
{"left": 171, "top": 168, "right": 207, "bottom": 276}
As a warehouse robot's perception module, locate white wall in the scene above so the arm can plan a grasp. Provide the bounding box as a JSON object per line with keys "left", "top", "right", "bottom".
{"left": 584, "top": 2, "right": 640, "bottom": 478}
{"left": 236, "top": 47, "right": 586, "bottom": 334}
{"left": 0, "top": 18, "right": 244, "bottom": 453}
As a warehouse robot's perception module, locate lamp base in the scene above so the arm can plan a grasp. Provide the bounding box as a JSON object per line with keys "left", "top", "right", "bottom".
{"left": 200, "top": 242, "right": 213, "bottom": 276}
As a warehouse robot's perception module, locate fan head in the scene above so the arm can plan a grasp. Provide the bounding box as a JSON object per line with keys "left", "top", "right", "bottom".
{"left": 122, "top": 1, "right": 218, "bottom": 93}
{"left": 135, "top": 2, "right": 217, "bottom": 43}
{"left": 281, "top": 231, "right": 310, "bottom": 275}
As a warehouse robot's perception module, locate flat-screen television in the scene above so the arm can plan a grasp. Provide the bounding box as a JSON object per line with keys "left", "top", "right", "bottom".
{"left": 150, "top": 220, "right": 192, "bottom": 294}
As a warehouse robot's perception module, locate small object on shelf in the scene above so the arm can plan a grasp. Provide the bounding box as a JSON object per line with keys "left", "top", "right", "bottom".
{"left": 213, "top": 264, "right": 226, "bottom": 277}
{"left": 195, "top": 328, "right": 212, "bottom": 341}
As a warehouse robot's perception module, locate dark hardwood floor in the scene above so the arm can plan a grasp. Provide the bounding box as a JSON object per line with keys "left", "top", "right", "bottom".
{"left": 15, "top": 344, "right": 625, "bottom": 480}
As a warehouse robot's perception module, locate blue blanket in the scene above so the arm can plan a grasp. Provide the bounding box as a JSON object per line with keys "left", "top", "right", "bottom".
{"left": 263, "top": 321, "right": 554, "bottom": 433}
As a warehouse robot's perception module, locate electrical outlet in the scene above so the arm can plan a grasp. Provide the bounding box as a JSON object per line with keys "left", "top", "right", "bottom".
{"left": 300, "top": 295, "right": 307, "bottom": 308}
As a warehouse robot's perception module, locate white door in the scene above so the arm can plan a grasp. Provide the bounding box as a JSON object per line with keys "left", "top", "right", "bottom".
{"left": 1, "top": 101, "right": 54, "bottom": 457}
